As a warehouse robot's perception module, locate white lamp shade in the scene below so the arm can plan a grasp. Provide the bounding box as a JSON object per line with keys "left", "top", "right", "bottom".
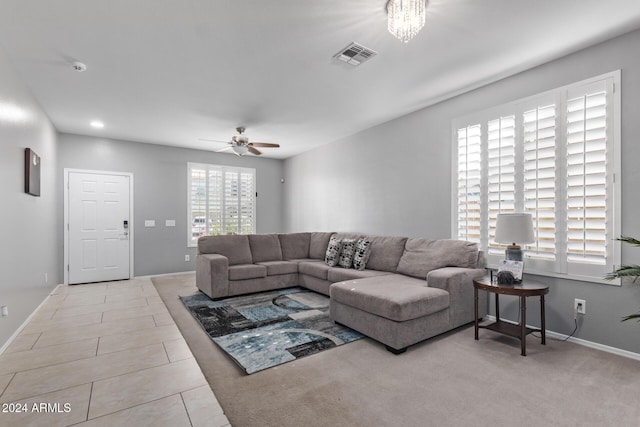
{"left": 494, "top": 213, "right": 535, "bottom": 245}
{"left": 232, "top": 146, "right": 248, "bottom": 156}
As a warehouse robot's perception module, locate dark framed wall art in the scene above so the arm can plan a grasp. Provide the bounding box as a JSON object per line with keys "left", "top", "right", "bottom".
{"left": 25, "top": 147, "right": 41, "bottom": 197}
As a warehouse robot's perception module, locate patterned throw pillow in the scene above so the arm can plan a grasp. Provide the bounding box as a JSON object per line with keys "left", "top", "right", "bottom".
{"left": 338, "top": 239, "right": 357, "bottom": 268}
{"left": 325, "top": 237, "right": 343, "bottom": 267}
{"left": 352, "top": 237, "right": 372, "bottom": 271}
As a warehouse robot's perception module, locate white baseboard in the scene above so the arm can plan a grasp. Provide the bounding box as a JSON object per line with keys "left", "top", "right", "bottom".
{"left": 0, "top": 284, "right": 63, "bottom": 355}
{"left": 484, "top": 315, "right": 640, "bottom": 362}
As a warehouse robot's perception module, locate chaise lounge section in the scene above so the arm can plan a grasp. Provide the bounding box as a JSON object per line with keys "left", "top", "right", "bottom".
{"left": 196, "top": 232, "right": 486, "bottom": 353}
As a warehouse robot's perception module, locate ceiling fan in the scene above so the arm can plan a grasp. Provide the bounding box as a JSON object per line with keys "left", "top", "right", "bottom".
{"left": 199, "top": 127, "right": 280, "bottom": 156}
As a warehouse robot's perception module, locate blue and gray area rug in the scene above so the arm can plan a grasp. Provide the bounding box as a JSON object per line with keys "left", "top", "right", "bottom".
{"left": 181, "top": 287, "right": 364, "bottom": 374}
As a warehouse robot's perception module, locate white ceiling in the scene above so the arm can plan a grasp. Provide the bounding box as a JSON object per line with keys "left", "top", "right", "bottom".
{"left": 1, "top": 0, "right": 640, "bottom": 159}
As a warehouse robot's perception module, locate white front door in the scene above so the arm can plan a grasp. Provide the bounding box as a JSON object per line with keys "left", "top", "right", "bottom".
{"left": 67, "top": 171, "right": 131, "bottom": 284}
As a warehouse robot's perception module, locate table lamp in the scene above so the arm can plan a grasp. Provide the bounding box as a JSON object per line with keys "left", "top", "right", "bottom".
{"left": 494, "top": 213, "right": 535, "bottom": 262}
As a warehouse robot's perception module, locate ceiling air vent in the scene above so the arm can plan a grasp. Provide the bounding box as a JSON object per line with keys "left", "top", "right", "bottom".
{"left": 333, "top": 42, "right": 377, "bottom": 66}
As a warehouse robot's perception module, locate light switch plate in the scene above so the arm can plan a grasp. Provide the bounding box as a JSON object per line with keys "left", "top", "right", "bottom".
{"left": 144, "top": 220, "right": 155, "bottom": 227}
{"left": 165, "top": 220, "right": 176, "bottom": 227}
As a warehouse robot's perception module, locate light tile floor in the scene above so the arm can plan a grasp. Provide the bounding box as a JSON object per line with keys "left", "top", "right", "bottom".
{"left": 0, "top": 278, "right": 230, "bottom": 427}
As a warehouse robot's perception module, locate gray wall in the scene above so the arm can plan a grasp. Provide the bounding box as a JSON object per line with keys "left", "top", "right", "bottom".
{"left": 0, "top": 47, "right": 59, "bottom": 347}
{"left": 58, "top": 134, "right": 285, "bottom": 277}
{"left": 284, "top": 29, "right": 640, "bottom": 354}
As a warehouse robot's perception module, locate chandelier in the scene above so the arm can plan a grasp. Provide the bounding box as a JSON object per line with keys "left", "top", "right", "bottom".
{"left": 387, "top": 0, "right": 427, "bottom": 43}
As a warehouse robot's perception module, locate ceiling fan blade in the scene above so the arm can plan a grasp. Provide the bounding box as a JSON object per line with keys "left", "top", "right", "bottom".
{"left": 215, "top": 146, "right": 233, "bottom": 152}
{"left": 198, "top": 138, "right": 230, "bottom": 144}
{"left": 248, "top": 146, "right": 262, "bottom": 155}
{"left": 249, "top": 142, "right": 280, "bottom": 148}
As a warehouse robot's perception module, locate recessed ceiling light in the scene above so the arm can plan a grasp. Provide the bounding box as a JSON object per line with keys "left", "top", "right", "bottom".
{"left": 90, "top": 121, "right": 104, "bottom": 129}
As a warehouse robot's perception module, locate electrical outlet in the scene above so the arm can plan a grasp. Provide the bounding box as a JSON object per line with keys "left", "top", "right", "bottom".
{"left": 574, "top": 299, "right": 586, "bottom": 316}
{"left": 1, "top": 306, "right": 8, "bottom": 316}
{"left": 185, "top": 254, "right": 190, "bottom": 262}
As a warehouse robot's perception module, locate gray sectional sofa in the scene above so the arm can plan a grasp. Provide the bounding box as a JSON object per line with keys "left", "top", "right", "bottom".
{"left": 196, "top": 232, "right": 487, "bottom": 353}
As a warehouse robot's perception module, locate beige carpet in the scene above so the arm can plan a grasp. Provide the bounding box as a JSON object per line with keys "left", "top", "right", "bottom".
{"left": 153, "top": 273, "right": 640, "bottom": 427}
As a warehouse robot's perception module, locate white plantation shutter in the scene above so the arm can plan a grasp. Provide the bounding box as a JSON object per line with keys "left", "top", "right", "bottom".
{"left": 207, "top": 169, "right": 224, "bottom": 235}
{"left": 487, "top": 116, "right": 516, "bottom": 255}
{"left": 453, "top": 72, "right": 619, "bottom": 283}
{"left": 456, "top": 125, "right": 482, "bottom": 243}
{"left": 566, "top": 83, "right": 608, "bottom": 265}
{"left": 188, "top": 163, "right": 256, "bottom": 245}
{"left": 238, "top": 171, "right": 256, "bottom": 234}
{"left": 523, "top": 104, "right": 557, "bottom": 260}
{"left": 224, "top": 172, "right": 239, "bottom": 233}
{"left": 190, "top": 168, "right": 207, "bottom": 239}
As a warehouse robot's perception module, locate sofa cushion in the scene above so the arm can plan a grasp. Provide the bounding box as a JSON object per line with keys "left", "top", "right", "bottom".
{"left": 327, "top": 268, "right": 393, "bottom": 283}
{"left": 330, "top": 275, "right": 449, "bottom": 322}
{"left": 325, "top": 237, "right": 343, "bottom": 267}
{"left": 228, "top": 264, "right": 267, "bottom": 281}
{"left": 365, "top": 236, "right": 408, "bottom": 272}
{"left": 299, "top": 260, "right": 332, "bottom": 280}
{"left": 338, "top": 239, "right": 357, "bottom": 268}
{"left": 279, "top": 233, "right": 311, "bottom": 260}
{"left": 249, "top": 234, "right": 283, "bottom": 263}
{"left": 397, "top": 239, "right": 479, "bottom": 279}
{"left": 257, "top": 261, "right": 298, "bottom": 276}
{"left": 284, "top": 258, "right": 317, "bottom": 264}
{"left": 352, "top": 237, "right": 372, "bottom": 271}
{"left": 197, "top": 235, "right": 252, "bottom": 266}
{"left": 309, "top": 232, "right": 334, "bottom": 259}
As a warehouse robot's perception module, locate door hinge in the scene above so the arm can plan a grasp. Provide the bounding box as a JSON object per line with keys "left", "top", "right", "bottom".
{"left": 67, "top": 264, "right": 70, "bottom": 271}
{"left": 256, "top": 192, "right": 258, "bottom": 197}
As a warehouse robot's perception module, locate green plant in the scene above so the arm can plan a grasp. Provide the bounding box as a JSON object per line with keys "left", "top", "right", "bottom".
{"left": 605, "top": 236, "right": 640, "bottom": 322}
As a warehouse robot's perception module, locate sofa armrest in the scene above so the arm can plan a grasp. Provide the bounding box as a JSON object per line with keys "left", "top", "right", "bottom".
{"left": 196, "top": 254, "right": 229, "bottom": 299}
{"left": 427, "top": 267, "right": 487, "bottom": 322}
{"left": 427, "top": 267, "right": 484, "bottom": 291}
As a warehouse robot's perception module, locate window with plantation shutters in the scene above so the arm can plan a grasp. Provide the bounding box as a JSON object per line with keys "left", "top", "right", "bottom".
{"left": 456, "top": 125, "right": 481, "bottom": 244}
{"left": 452, "top": 71, "right": 620, "bottom": 284}
{"left": 188, "top": 163, "right": 256, "bottom": 246}
{"left": 523, "top": 104, "right": 556, "bottom": 260}
{"left": 487, "top": 115, "right": 516, "bottom": 255}
{"left": 566, "top": 84, "right": 608, "bottom": 265}
{"left": 238, "top": 171, "right": 256, "bottom": 235}
{"left": 207, "top": 169, "right": 224, "bottom": 236}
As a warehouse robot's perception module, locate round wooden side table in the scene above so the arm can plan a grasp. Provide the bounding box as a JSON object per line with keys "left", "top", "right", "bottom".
{"left": 473, "top": 276, "right": 549, "bottom": 356}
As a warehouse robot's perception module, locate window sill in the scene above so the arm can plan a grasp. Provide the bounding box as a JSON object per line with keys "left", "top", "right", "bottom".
{"left": 486, "top": 263, "right": 621, "bottom": 286}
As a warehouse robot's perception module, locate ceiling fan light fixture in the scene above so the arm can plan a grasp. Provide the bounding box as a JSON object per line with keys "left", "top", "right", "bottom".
{"left": 201, "top": 127, "right": 279, "bottom": 156}
{"left": 233, "top": 135, "right": 248, "bottom": 144}
{"left": 387, "top": 0, "right": 427, "bottom": 43}
{"left": 232, "top": 145, "right": 249, "bottom": 156}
